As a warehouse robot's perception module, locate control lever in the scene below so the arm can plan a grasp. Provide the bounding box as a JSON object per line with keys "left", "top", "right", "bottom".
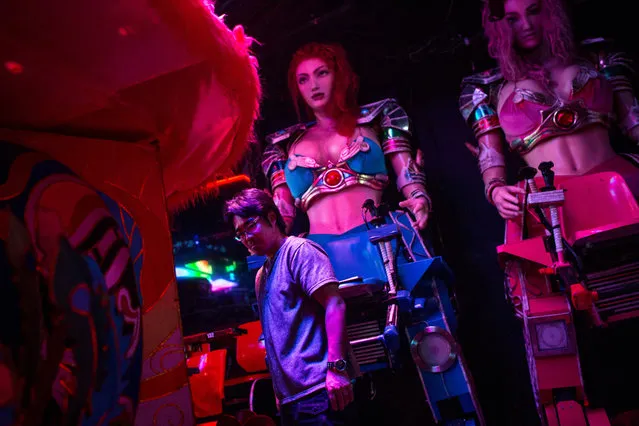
{"left": 362, "top": 199, "right": 377, "bottom": 217}
{"left": 535, "top": 161, "right": 601, "bottom": 324}
{"left": 518, "top": 166, "right": 538, "bottom": 182}
{"left": 362, "top": 199, "right": 401, "bottom": 342}
{"left": 538, "top": 161, "right": 555, "bottom": 190}
{"left": 362, "top": 199, "right": 391, "bottom": 227}
{"left": 517, "top": 166, "right": 539, "bottom": 238}
{"left": 518, "top": 166, "right": 539, "bottom": 192}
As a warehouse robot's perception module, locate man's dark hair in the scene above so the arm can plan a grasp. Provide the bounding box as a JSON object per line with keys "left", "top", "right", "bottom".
{"left": 224, "top": 188, "right": 286, "bottom": 234}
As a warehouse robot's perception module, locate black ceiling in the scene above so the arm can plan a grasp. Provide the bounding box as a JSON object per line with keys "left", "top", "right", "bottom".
{"left": 221, "top": 0, "right": 486, "bottom": 111}
{"left": 215, "top": 0, "right": 633, "bottom": 130}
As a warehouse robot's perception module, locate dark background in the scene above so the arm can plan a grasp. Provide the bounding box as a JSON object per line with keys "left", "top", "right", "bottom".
{"left": 172, "top": 1, "right": 639, "bottom": 424}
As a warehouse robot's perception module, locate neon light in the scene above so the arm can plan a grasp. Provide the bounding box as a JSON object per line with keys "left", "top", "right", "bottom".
{"left": 209, "top": 278, "right": 238, "bottom": 291}
{"left": 175, "top": 259, "right": 238, "bottom": 292}
{"left": 205, "top": 174, "right": 250, "bottom": 190}
{"left": 178, "top": 260, "right": 212, "bottom": 281}
{"left": 175, "top": 267, "right": 190, "bottom": 278}
{"left": 194, "top": 260, "right": 213, "bottom": 275}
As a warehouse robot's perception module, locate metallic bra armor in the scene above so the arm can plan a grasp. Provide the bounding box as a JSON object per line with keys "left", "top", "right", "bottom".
{"left": 459, "top": 37, "right": 639, "bottom": 151}
{"left": 286, "top": 135, "right": 389, "bottom": 211}
{"left": 263, "top": 98, "right": 412, "bottom": 211}
{"left": 508, "top": 86, "right": 613, "bottom": 154}
{"left": 460, "top": 65, "right": 614, "bottom": 154}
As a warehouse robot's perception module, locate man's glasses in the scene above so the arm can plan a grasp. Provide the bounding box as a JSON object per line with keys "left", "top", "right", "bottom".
{"left": 234, "top": 217, "right": 259, "bottom": 241}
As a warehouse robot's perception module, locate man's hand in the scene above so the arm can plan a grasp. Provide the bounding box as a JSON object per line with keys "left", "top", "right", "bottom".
{"left": 326, "top": 369, "right": 353, "bottom": 411}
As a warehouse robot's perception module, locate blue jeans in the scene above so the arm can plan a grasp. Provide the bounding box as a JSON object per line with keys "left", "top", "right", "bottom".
{"left": 279, "top": 389, "right": 359, "bottom": 426}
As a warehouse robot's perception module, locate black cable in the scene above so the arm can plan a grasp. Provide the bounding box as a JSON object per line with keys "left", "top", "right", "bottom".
{"left": 361, "top": 208, "right": 371, "bottom": 231}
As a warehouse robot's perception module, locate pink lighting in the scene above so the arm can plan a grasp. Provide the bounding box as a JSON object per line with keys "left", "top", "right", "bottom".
{"left": 4, "top": 61, "right": 23, "bottom": 75}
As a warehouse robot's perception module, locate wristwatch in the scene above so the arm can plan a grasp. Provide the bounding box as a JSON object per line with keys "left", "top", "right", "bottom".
{"left": 327, "top": 359, "right": 348, "bottom": 372}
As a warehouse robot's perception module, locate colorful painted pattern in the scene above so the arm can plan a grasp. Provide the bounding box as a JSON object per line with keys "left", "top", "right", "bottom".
{"left": 0, "top": 141, "right": 144, "bottom": 425}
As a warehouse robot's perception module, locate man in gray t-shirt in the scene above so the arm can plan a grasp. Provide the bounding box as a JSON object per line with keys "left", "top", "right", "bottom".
{"left": 225, "top": 189, "right": 358, "bottom": 426}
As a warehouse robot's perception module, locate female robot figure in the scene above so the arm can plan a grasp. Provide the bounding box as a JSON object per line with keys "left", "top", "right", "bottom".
{"left": 460, "top": 0, "right": 639, "bottom": 423}
{"left": 460, "top": 0, "right": 639, "bottom": 218}
{"left": 263, "top": 42, "right": 430, "bottom": 235}
{"left": 261, "top": 42, "right": 484, "bottom": 425}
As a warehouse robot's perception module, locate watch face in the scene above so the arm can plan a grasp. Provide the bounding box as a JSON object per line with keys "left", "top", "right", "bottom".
{"left": 335, "top": 360, "right": 346, "bottom": 371}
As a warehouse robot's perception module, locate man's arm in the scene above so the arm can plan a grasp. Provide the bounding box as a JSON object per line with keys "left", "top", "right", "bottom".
{"left": 292, "top": 242, "right": 348, "bottom": 364}
{"left": 312, "top": 284, "right": 348, "bottom": 370}
{"left": 292, "top": 240, "right": 355, "bottom": 412}
{"left": 312, "top": 284, "right": 353, "bottom": 412}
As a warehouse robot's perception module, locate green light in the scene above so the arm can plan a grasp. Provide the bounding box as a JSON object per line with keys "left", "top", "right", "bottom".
{"left": 225, "top": 261, "right": 237, "bottom": 273}
{"left": 185, "top": 260, "right": 213, "bottom": 275}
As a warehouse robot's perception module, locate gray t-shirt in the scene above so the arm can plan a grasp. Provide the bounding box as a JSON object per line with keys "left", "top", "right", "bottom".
{"left": 256, "top": 236, "right": 337, "bottom": 405}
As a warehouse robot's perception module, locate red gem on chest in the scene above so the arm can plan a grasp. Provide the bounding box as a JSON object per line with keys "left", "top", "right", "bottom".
{"left": 324, "top": 169, "right": 343, "bottom": 187}
{"left": 555, "top": 109, "right": 576, "bottom": 128}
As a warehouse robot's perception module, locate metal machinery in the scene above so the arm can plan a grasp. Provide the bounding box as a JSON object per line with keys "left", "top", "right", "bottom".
{"left": 248, "top": 201, "right": 485, "bottom": 425}
{"left": 498, "top": 162, "right": 639, "bottom": 425}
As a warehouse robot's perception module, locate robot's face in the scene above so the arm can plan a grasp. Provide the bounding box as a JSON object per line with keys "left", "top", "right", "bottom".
{"left": 504, "top": 0, "right": 543, "bottom": 51}
{"left": 295, "top": 57, "right": 335, "bottom": 113}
